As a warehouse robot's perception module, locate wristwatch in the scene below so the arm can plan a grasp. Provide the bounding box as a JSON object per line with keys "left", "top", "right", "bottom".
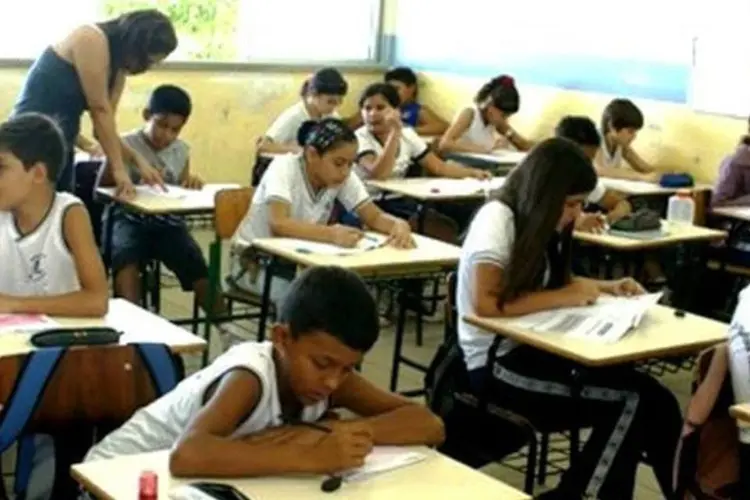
{"left": 504, "top": 129, "right": 515, "bottom": 140}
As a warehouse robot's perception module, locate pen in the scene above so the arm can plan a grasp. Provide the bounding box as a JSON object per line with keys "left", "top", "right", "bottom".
{"left": 286, "top": 419, "right": 343, "bottom": 492}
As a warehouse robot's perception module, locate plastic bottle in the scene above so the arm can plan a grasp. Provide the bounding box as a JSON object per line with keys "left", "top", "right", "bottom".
{"left": 666, "top": 189, "right": 695, "bottom": 225}
{"left": 139, "top": 470, "right": 158, "bottom": 500}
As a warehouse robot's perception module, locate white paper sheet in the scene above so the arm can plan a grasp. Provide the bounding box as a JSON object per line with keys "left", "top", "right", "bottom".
{"left": 423, "top": 177, "right": 505, "bottom": 197}
{"left": 509, "top": 292, "right": 663, "bottom": 343}
{"left": 599, "top": 178, "right": 663, "bottom": 195}
{"left": 259, "top": 233, "right": 390, "bottom": 256}
{"left": 0, "top": 314, "right": 58, "bottom": 332}
{"left": 343, "top": 446, "right": 426, "bottom": 482}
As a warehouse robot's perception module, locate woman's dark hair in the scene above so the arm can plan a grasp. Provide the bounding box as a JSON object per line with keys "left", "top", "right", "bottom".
{"left": 358, "top": 82, "right": 400, "bottom": 109}
{"left": 601, "top": 98, "right": 644, "bottom": 134}
{"left": 300, "top": 68, "right": 348, "bottom": 97}
{"left": 475, "top": 74, "right": 520, "bottom": 114}
{"left": 100, "top": 9, "right": 177, "bottom": 75}
{"left": 494, "top": 138, "right": 597, "bottom": 305}
{"left": 555, "top": 116, "right": 601, "bottom": 148}
{"left": 297, "top": 118, "right": 356, "bottom": 154}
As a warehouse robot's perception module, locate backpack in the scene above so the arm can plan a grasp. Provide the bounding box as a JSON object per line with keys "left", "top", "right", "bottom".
{"left": 660, "top": 173, "right": 695, "bottom": 188}
{"left": 674, "top": 344, "right": 740, "bottom": 499}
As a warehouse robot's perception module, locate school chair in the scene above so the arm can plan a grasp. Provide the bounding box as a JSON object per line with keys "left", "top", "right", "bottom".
{"left": 674, "top": 343, "right": 740, "bottom": 499}
{"left": 0, "top": 342, "right": 181, "bottom": 499}
{"left": 194, "top": 187, "right": 272, "bottom": 366}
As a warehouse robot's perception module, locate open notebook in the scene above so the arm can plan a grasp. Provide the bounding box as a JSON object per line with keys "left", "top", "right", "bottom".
{"left": 260, "top": 233, "right": 390, "bottom": 257}
{"left": 0, "top": 314, "right": 57, "bottom": 332}
{"left": 509, "top": 292, "right": 663, "bottom": 343}
{"left": 343, "top": 446, "right": 426, "bottom": 482}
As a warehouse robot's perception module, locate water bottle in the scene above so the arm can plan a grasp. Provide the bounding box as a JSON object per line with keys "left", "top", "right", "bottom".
{"left": 666, "top": 189, "right": 695, "bottom": 225}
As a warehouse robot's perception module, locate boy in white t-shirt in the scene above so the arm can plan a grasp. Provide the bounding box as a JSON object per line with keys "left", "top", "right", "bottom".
{"left": 555, "top": 116, "right": 633, "bottom": 232}
{"left": 85, "top": 266, "right": 445, "bottom": 479}
{"left": 0, "top": 113, "right": 109, "bottom": 499}
{"left": 257, "top": 68, "right": 348, "bottom": 156}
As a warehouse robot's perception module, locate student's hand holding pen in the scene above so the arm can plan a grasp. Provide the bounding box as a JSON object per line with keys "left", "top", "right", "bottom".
{"left": 575, "top": 212, "right": 608, "bottom": 234}
{"left": 387, "top": 219, "right": 416, "bottom": 249}
{"left": 136, "top": 160, "right": 167, "bottom": 192}
{"left": 315, "top": 420, "right": 374, "bottom": 474}
{"left": 331, "top": 224, "right": 364, "bottom": 248}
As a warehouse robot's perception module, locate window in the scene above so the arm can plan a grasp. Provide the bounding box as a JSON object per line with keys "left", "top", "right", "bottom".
{"left": 0, "top": 0, "right": 381, "bottom": 63}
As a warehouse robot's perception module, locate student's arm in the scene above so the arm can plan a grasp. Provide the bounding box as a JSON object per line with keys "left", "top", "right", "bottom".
{"left": 0, "top": 205, "right": 108, "bottom": 317}
{"left": 171, "top": 370, "right": 356, "bottom": 477}
{"left": 415, "top": 105, "right": 448, "bottom": 136}
{"left": 268, "top": 201, "right": 361, "bottom": 247}
{"left": 179, "top": 158, "right": 204, "bottom": 189}
{"left": 471, "top": 264, "right": 598, "bottom": 318}
{"left": 419, "top": 151, "right": 489, "bottom": 179}
{"left": 330, "top": 372, "right": 444, "bottom": 446}
{"left": 575, "top": 276, "right": 645, "bottom": 296}
{"left": 437, "top": 108, "right": 490, "bottom": 154}
{"left": 504, "top": 128, "right": 535, "bottom": 152}
{"left": 622, "top": 145, "right": 655, "bottom": 174}
{"left": 357, "top": 131, "right": 402, "bottom": 180}
{"left": 599, "top": 190, "right": 632, "bottom": 223}
{"left": 257, "top": 110, "right": 304, "bottom": 155}
{"left": 356, "top": 201, "right": 413, "bottom": 248}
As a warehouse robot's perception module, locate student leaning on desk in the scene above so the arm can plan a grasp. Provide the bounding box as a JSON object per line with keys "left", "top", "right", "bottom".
{"left": 456, "top": 138, "right": 682, "bottom": 499}
{"left": 229, "top": 118, "right": 413, "bottom": 310}
{"left": 84, "top": 267, "right": 444, "bottom": 480}
{"left": 0, "top": 114, "right": 110, "bottom": 500}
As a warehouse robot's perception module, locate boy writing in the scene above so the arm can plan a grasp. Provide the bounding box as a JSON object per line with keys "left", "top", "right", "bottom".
{"left": 0, "top": 112, "right": 109, "bottom": 500}
{"left": 85, "top": 266, "right": 445, "bottom": 477}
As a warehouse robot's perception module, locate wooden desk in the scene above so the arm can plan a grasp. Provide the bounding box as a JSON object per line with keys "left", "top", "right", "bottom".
{"left": 600, "top": 178, "right": 713, "bottom": 197}
{"left": 71, "top": 447, "right": 530, "bottom": 500}
{"left": 251, "top": 233, "right": 460, "bottom": 278}
{"left": 96, "top": 183, "right": 240, "bottom": 216}
{"left": 465, "top": 305, "right": 727, "bottom": 367}
{"left": 574, "top": 221, "right": 727, "bottom": 251}
{"left": 367, "top": 177, "right": 505, "bottom": 202}
{"left": 0, "top": 299, "right": 207, "bottom": 358}
{"left": 730, "top": 404, "right": 750, "bottom": 424}
{"left": 446, "top": 150, "right": 526, "bottom": 168}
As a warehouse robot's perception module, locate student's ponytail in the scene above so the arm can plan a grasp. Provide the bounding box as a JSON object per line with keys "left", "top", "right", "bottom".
{"left": 475, "top": 75, "right": 520, "bottom": 114}
{"left": 298, "top": 118, "right": 356, "bottom": 155}
{"left": 300, "top": 78, "right": 311, "bottom": 97}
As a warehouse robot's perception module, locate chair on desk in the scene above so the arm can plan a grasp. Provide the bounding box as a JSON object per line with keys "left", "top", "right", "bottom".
{"left": 0, "top": 342, "right": 181, "bottom": 499}
{"left": 193, "top": 187, "right": 272, "bottom": 366}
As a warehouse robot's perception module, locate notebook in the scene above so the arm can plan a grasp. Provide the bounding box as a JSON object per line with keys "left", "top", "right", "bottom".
{"left": 343, "top": 446, "right": 427, "bottom": 482}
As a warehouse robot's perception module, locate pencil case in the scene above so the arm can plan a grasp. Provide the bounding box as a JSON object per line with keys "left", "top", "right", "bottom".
{"left": 30, "top": 327, "right": 122, "bottom": 348}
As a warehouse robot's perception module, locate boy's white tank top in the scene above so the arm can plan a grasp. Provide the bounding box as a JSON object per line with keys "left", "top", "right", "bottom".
{"left": 0, "top": 192, "right": 82, "bottom": 296}
{"left": 459, "top": 105, "right": 498, "bottom": 151}
{"left": 85, "top": 341, "right": 329, "bottom": 462}
{"left": 597, "top": 139, "right": 624, "bottom": 169}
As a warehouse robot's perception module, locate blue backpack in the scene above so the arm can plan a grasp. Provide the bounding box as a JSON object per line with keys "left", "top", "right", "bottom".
{"left": 660, "top": 173, "right": 694, "bottom": 188}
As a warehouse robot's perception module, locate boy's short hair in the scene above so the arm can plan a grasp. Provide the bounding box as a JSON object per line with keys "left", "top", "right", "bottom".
{"left": 0, "top": 113, "right": 65, "bottom": 181}
{"left": 146, "top": 84, "right": 192, "bottom": 119}
{"left": 385, "top": 67, "right": 418, "bottom": 87}
{"left": 601, "top": 98, "right": 644, "bottom": 133}
{"left": 555, "top": 116, "right": 601, "bottom": 148}
{"left": 278, "top": 266, "right": 379, "bottom": 352}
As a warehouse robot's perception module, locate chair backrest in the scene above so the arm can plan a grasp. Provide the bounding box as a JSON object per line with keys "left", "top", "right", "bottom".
{"left": 214, "top": 187, "right": 254, "bottom": 240}
{"left": 0, "top": 343, "right": 180, "bottom": 450}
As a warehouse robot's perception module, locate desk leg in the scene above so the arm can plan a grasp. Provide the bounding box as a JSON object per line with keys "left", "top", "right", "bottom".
{"left": 569, "top": 369, "right": 582, "bottom": 468}
{"left": 257, "top": 259, "right": 276, "bottom": 342}
{"left": 389, "top": 283, "right": 409, "bottom": 392}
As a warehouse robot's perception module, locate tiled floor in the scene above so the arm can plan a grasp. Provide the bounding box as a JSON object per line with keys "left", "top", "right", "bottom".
{"left": 2, "top": 229, "right": 695, "bottom": 499}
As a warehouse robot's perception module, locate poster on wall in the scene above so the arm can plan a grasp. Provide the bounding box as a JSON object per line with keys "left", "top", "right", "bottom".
{"left": 395, "top": 0, "right": 694, "bottom": 102}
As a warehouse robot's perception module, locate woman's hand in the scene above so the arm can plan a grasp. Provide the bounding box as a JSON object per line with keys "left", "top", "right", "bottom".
{"left": 112, "top": 169, "right": 135, "bottom": 199}
{"left": 600, "top": 277, "right": 646, "bottom": 297}
{"left": 387, "top": 219, "right": 415, "bottom": 249}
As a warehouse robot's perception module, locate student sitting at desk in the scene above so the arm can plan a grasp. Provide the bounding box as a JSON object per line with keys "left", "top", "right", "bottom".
{"left": 457, "top": 138, "right": 682, "bottom": 499}
{"left": 231, "top": 118, "right": 413, "bottom": 308}
{"left": 257, "top": 68, "right": 348, "bottom": 156}
{"left": 0, "top": 114, "right": 109, "bottom": 500}
{"left": 712, "top": 130, "right": 750, "bottom": 207}
{"left": 355, "top": 83, "right": 488, "bottom": 231}
{"left": 84, "top": 267, "right": 445, "bottom": 478}
{"left": 438, "top": 75, "right": 533, "bottom": 155}
{"left": 555, "top": 116, "right": 632, "bottom": 232}
{"left": 596, "top": 98, "right": 659, "bottom": 183}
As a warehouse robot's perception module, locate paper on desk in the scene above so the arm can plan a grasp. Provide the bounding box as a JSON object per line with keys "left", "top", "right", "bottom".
{"left": 0, "top": 314, "right": 58, "bottom": 332}
{"left": 135, "top": 185, "right": 191, "bottom": 199}
{"left": 599, "top": 178, "right": 662, "bottom": 194}
{"left": 425, "top": 177, "right": 505, "bottom": 196}
{"left": 343, "top": 446, "right": 426, "bottom": 482}
{"left": 263, "top": 233, "right": 390, "bottom": 256}
{"left": 509, "top": 292, "right": 663, "bottom": 343}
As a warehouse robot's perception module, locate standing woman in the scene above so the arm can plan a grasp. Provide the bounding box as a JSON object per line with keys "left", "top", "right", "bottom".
{"left": 13, "top": 9, "right": 177, "bottom": 196}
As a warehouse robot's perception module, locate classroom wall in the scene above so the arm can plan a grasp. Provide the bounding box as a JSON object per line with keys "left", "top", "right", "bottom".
{"left": 417, "top": 72, "right": 747, "bottom": 183}
{"left": 0, "top": 67, "right": 382, "bottom": 185}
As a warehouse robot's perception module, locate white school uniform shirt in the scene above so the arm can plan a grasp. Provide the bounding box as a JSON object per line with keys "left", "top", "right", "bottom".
{"left": 354, "top": 126, "right": 430, "bottom": 196}
{"left": 587, "top": 180, "right": 607, "bottom": 205}
{"left": 456, "top": 105, "right": 505, "bottom": 151}
{"left": 233, "top": 153, "right": 370, "bottom": 245}
{"left": 727, "top": 285, "right": 750, "bottom": 444}
{"left": 265, "top": 101, "right": 340, "bottom": 145}
{"left": 84, "top": 341, "right": 329, "bottom": 461}
{"left": 457, "top": 201, "right": 550, "bottom": 371}
{"left": 595, "top": 140, "right": 624, "bottom": 170}
{"left": 0, "top": 192, "right": 82, "bottom": 296}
